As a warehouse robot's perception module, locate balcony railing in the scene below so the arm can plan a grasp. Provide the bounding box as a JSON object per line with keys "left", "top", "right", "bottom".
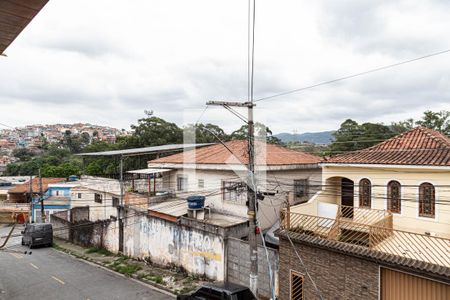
{"left": 281, "top": 207, "right": 450, "bottom": 268}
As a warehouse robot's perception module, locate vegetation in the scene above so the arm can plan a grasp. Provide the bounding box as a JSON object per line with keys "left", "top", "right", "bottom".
{"left": 4, "top": 109, "right": 449, "bottom": 176}
{"left": 85, "top": 247, "right": 112, "bottom": 256}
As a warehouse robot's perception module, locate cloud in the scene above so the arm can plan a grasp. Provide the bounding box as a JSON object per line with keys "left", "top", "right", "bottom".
{"left": 0, "top": 0, "right": 449, "bottom": 134}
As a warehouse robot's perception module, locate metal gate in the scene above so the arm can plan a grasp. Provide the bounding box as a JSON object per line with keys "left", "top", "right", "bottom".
{"left": 381, "top": 268, "right": 449, "bottom": 300}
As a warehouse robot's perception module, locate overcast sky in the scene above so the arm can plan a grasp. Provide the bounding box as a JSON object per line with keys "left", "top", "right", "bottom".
{"left": 0, "top": 0, "right": 449, "bottom": 134}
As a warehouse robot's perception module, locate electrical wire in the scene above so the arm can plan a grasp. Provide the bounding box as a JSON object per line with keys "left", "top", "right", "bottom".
{"left": 255, "top": 49, "right": 450, "bottom": 102}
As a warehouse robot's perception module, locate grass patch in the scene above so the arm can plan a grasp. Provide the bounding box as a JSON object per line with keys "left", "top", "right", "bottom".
{"left": 85, "top": 247, "right": 112, "bottom": 256}
{"left": 112, "top": 264, "right": 141, "bottom": 275}
{"left": 147, "top": 275, "right": 165, "bottom": 285}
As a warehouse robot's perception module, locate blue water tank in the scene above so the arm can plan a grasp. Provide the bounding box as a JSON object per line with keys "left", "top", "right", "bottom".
{"left": 68, "top": 175, "right": 79, "bottom": 182}
{"left": 187, "top": 196, "right": 205, "bottom": 209}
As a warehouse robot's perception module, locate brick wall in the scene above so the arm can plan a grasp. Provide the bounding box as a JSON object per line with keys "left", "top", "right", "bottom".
{"left": 278, "top": 237, "right": 379, "bottom": 300}
{"left": 227, "top": 238, "right": 279, "bottom": 299}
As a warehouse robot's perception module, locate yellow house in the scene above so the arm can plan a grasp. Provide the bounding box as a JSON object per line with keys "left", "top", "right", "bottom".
{"left": 279, "top": 127, "right": 450, "bottom": 300}
{"left": 298, "top": 126, "right": 450, "bottom": 238}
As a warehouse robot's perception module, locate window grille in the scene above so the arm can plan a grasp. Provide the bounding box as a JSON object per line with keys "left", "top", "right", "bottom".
{"left": 290, "top": 270, "right": 304, "bottom": 300}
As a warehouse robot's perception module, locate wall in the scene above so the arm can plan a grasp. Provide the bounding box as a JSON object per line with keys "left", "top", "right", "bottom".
{"left": 164, "top": 167, "right": 321, "bottom": 230}
{"left": 321, "top": 165, "right": 450, "bottom": 238}
{"left": 278, "top": 236, "right": 379, "bottom": 300}
{"left": 51, "top": 210, "right": 70, "bottom": 240}
{"left": 227, "top": 237, "right": 279, "bottom": 299}
{"left": 122, "top": 209, "right": 226, "bottom": 281}
{"left": 70, "top": 187, "right": 118, "bottom": 221}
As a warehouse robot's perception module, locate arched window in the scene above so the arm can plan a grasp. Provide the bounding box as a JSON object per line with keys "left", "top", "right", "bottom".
{"left": 419, "top": 183, "right": 435, "bottom": 218}
{"left": 359, "top": 178, "right": 371, "bottom": 208}
{"left": 387, "top": 181, "right": 401, "bottom": 213}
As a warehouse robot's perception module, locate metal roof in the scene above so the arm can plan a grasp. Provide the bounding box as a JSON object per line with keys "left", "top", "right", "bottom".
{"left": 126, "top": 168, "right": 172, "bottom": 174}
{"left": 0, "top": 0, "right": 49, "bottom": 55}
{"left": 77, "top": 143, "right": 214, "bottom": 157}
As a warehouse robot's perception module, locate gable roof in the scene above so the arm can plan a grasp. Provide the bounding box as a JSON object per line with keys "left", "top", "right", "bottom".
{"left": 325, "top": 127, "right": 450, "bottom": 166}
{"left": 148, "top": 140, "right": 321, "bottom": 166}
{"left": 8, "top": 177, "right": 66, "bottom": 194}
{"left": 0, "top": 0, "right": 49, "bottom": 55}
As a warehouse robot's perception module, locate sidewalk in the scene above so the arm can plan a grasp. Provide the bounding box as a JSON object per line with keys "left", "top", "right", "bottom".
{"left": 53, "top": 238, "right": 203, "bottom": 296}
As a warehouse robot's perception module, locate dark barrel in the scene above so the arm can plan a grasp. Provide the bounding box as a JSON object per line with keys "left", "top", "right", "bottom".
{"left": 187, "top": 196, "right": 206, "bottom": 209}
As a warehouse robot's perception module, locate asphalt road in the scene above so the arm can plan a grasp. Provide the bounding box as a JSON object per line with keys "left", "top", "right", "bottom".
{"left": 0, "top": 225, "right": 173, "bottom": 300}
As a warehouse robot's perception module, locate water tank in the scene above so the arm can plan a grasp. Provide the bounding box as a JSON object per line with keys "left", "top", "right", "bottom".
{"left": 68, "top": 175, "right": 79, "bottom": 182}
{"left": 187, "top": 196, "right": 205, "bottom": 209}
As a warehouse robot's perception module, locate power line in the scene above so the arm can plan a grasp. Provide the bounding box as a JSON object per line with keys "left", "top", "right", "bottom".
{"left": 255, "top": 49, "right": 450, "bottom": 102}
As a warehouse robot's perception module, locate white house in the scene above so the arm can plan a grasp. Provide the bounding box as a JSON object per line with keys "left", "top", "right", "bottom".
{"left": 147, "top": 140, "right": 322, "bottom": 230}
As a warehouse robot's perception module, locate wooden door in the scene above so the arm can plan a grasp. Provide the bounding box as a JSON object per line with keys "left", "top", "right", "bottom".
{"left": 341, "top": 178, "right": 354, "bottom": 218}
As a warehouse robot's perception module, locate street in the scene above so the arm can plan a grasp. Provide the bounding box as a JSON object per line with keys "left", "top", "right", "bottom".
{"left": 0, "top": 225, "right": 173, "bottom": 300}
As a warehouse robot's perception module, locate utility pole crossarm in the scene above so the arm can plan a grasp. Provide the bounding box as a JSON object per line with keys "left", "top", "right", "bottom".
{"left": 206, "top": 100, "right": 255, "bottom": 108}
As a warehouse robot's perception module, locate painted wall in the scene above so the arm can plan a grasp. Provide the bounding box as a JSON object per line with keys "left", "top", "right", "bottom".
{"left": 162, "top": 168, "right": 321, "bottom": 230}
{"left": 70, "top": 187, "right": 118, "bottom": 221}
{"left": 123, "top": 211, "right": 225, "bottom": 281}
{"left": 319, "top": 165, "right": 450, "bottom": 238}
{"left": 46, "top": 186, "right": 71, "bottom": 197}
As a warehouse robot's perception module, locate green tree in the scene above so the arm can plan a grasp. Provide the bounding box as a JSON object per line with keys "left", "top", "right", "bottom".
{"left": 328, "top": 119, "right": 394, "bottom": 154}
{"left": 183, "top": 123, "right": 229, "bottom": 143}
{"left": 230, "top": 122, "right": 282, "bottom": 144}
{"left": 416, "top": 110, "right": 450, "bottom": 135}
{"left": 130, "top": 111, "right": 183, "bottom": 147}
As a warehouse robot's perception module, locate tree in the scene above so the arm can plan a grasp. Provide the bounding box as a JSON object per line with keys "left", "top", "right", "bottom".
{"left": 416, "top": 110, "right": 450, "bottom": 135}
{"left": 130, "top": 111, "right": 183, "bottom": 147}
{"left": 183, "top": 123, "right": 229, "bottom": 143}
{"left": 390, "top": 118, "right": 415, "bottom": 135}
{"left": 12, "top": 148, "right": 35, "bottom": 161}
{"left": 328, "top": 119, "right": 394, "bottom": 154}
{"left": 230, "top": 122, "right": 282, "bottom": 144}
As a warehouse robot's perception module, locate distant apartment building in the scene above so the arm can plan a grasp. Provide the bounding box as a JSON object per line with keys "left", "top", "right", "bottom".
{"left": 277, "top": 127, "right": 450, "bottom": 300}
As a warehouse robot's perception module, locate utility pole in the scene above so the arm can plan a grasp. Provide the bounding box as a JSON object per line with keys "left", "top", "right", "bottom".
{"left": 28, "top": 175, "right": 33, "bottom": 223}
{"left": 118, "top": 155, "right": 124, "bottom": 253}
{"left": 39, "top": 168, "right": 45, "bottom": 223}
{"left": 206, "top": 100, "right": 258, "bottom": 294}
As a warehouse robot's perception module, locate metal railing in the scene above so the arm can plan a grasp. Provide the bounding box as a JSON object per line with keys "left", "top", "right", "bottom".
{"left": 281, "top": 208, "right": 450, "bottom": 268}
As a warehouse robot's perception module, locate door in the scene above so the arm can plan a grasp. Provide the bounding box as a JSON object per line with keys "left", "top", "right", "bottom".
{"left": 381, "top": 268, "right": 449, "bottom": 300}
{"left": 341, "top": 178, "right": 354, "bottom": 218}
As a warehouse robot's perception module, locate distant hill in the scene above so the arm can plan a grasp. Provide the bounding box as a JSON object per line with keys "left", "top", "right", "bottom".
{"left": 274, "top": 131, "right": 335, "bottom": 144}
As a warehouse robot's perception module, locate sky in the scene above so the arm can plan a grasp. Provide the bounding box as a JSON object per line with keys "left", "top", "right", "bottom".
{"left": 0, "top": 0, "right": 449, "bottom": 134}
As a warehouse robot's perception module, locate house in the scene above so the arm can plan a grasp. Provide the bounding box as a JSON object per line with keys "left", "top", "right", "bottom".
{"left": 7, "top": 177, "right": 66, "bottom": 203}
{"left": 147, "top": 140, "right": 322, "bottom": 230}
{"left": 277, "top": 127, "right": 450, "bottom": 300}
{"left": 70, "top": 176, "right": 121, "bottom": 221}
{"left": 31, "top": 182, "right": 80, "bottom": 223}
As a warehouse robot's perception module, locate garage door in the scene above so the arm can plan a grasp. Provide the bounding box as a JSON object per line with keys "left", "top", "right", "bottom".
{"left": 381, "top": 268, "right": 449, "bottom": 300}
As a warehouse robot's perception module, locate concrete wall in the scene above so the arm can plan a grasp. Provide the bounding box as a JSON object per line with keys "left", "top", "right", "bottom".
{"left": 51, "top": 210, "right": 70, "bottom": 240}
{"left": 70, "top": 187, "right": 118, "bottom": 221}
{"left": 278, "top": 236, "right": 379, "bottom": 300}
{"left": 163, "top": 168, "right": 321, "bottom": 230}
{"left": 227, "top": 238, "right": 279, "bottom": 299}
{"left": 321, "top": 165, "right": 450, "bottom": 238}
{"left": 122, "top": 210, "right": 226, "bottom": 281}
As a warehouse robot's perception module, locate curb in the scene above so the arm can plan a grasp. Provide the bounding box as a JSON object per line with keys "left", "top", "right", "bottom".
{"left": 52, "top": 245, "right": 176, "bottom": 298}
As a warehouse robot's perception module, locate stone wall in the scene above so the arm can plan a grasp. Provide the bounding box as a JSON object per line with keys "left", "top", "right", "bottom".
{"left": 227, "top": 237, "right": 279, "bottom": 299}
{"left": 278, "top": 236, "right": 379, "bottom": 300}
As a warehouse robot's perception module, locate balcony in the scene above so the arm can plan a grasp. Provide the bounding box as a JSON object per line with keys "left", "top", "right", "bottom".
{"left": 281, "top": 203, "right": 450, "bottom": 268}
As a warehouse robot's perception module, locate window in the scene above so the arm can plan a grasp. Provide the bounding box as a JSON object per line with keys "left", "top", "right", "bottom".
{"left": 112, "top": 197, "right": 119, "bottom": 207}
{"left": 419, "top": 183, "right": 435, "bottom": 218}
{"left": 290, "top": 270, "right": 304, "bottom": 300}
{"left": 294, "top": 179, "right": 309, "bottom": 201}
{"left": 77, "top": 193, "right": 82, "bottom": 199}
{"left": 359, "top": 178, "right": 371, "bottom": 208}
{"left": 55, "top": 190, "right": 60, "bottom": 196}
{"left": 177, "top": 176, "right": 188, "bottom": 191}
{"left": 387, "top": 181, "right": 401, "bottom": 213}
{"left": 94, "top": 193, "right": 102, "bottom": 204}
{"left": 198, "top": 179, "right": 205, "bottom": 189}
{"left": 222, "top": 181, "right": 246, "bottom": 205}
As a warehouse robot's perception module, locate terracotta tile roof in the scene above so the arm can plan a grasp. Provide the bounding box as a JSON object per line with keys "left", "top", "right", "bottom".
{"left": 277, "top": 229, "right": 450, "bottom": 279}
{"left": 8, "top": 178, "right": 66, "bottom": 194}
{"left": 149, "top": 140, "right": 321, "bottom": 166}
{"left": 325, "top": 127, "right": 450, "bottom": 166}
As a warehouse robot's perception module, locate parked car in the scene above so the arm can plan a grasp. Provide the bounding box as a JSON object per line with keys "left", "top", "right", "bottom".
{"left": 21, "top": 223, "right": 53, "bottom": 248}
{"left": 177, "top": 282, "right": 257, "bottom": 300}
